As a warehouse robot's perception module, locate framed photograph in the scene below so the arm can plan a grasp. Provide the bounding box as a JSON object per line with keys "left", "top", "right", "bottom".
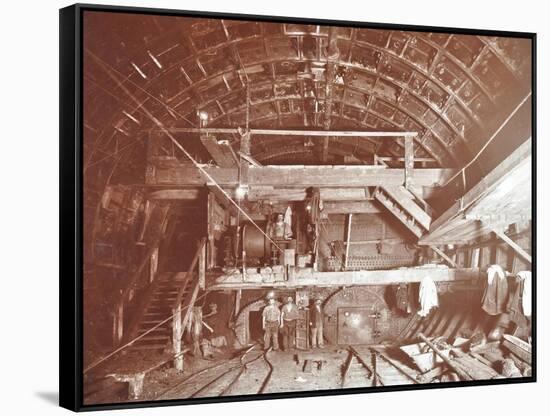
{"left": 60, "top": 3, "right": 536, "bottom": 411}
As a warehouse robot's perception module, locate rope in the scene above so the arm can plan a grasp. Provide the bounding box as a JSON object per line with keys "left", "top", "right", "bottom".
{"left": 87, "top": 51, "right": 195, "bottom": 127}
{"left": 87, "top": 49, "right": 283, "bottom": 253}
{"left": 441, "top": 92, "right": 531, "bottom": 189}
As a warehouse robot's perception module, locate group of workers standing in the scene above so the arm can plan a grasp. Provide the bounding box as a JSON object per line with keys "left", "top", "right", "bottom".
{"left": 261, "top": 293, "right": 324, "bottom": 351}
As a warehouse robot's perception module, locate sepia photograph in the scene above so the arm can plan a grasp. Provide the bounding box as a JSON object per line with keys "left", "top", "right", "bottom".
{"left": 66, "top": 5, "right": 534, "bottom": 409}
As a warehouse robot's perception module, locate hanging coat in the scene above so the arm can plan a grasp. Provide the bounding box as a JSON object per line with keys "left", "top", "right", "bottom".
{"left": 418, "top": 276, "right": 438, "bottom": 317}
{"left": 481, "top": 264, "right": 508, "bottom": 316}
{"left": 518, "top": 271, "right": 532, "bottom": 317}
{"left": 506, "top": 276, "right": 528, "bottom": 327}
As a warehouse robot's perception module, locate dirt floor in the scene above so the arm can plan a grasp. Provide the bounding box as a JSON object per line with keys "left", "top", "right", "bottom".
{"left": 262, "top": 348, "right": 350, "bottom": 394}
{"left": 86, "top": 346, "right": 359, "bottom": 404}
{"left": 84, "top": 335, "right": 528, "bottom": 405}
{"left": 154, "top": 346, "right": 363, "bottom": 400}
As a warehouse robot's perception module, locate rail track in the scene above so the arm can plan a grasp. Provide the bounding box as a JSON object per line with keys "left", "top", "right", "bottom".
{"left": 156, "top": 344, "right": 273, "bottom": 400}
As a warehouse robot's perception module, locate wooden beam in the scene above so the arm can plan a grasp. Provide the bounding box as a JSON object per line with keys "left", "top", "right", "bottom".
{"left": 207, "top": 267, "right": 481, "bottom": 290}
{"left": 172, "top": 305, "right": 183, "bottom": 371}
{"left": 247, "top": 187, "right": 372, "bottom": 201}
{"left": 374, "top": 154, "right": 388, "bottom": 167}
{"left": 491, "top": 228, "right": 532, "bottom": 264}
{"left": 404, "top": 135, "right": 414, "bottom": 190}
{"left": 234, "top": 289, "right": 242, "bottom": 317}
{"left": 384, "top": 186, "right": 431, "bottom": 230}
{"left": 149, "top": 164, "right": 456, "bottom": 188}
{"left": 199, "top": 242, "right": 207, "bottom": 289}
{"left": 321, "top": 28, "right": 339, "bottom": 163}
{"left": 238, "top": 131, "right": 251, "bottom": 187}
{"left": 148, "top": 189, "right": 202, "bottom": 200}
{"left": 430, "top": 245, "right": 458, "bottom": 268}
{"left": 322, "top": 200, "right": 381, "bottom": 214}
{"left": 153, "top": 128, "right": 418, "bottom": 138}
{"left": 200, "top": 135, "right": 238, "bottom": 168}
{"left": 378, "top": 156, "right": 436, "bottom": 163}
{"left": 237, "top": 151, "right": 262, "bottom": 167}
{"left": 344, "top": 214, "right": 353, "bottom": 270}
{"left": 207, "top": 185, "right": 238, "bottom": 216}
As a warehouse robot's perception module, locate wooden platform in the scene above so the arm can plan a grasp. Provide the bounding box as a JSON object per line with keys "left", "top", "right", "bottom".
{"left": 207, "top": 266, "right": 481, "bottom": 290}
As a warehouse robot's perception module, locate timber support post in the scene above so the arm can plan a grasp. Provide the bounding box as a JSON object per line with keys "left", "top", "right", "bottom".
{"left": 173, "top": 305, "right": 184, "bottom": 371}
{"left": 404, "top": 135, "right": 414, "bottom": 190}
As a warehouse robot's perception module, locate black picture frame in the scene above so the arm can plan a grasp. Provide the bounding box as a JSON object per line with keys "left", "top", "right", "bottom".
{"left": 60, "top": 3, "right": 537, "bottom": 411}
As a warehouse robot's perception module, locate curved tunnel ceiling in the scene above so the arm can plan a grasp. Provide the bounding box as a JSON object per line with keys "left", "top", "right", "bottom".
{"left": 83, "top": 11, "right": 532, "bottom": 181}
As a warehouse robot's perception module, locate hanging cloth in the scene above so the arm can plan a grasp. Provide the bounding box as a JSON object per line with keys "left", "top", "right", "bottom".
{"left": 418, "top": 276, "right": 438, "bottom": 317}
{"left": 481, "top": 264, "right": 508, "bottom": 315}
{"left": 518, "top": 271, "right": 532, "bottom": 317}
{"left": 283, "top": 206, "right": 293, "bottom": 239}
{"left": 506, "top": 276, "right": 528, "bottom": 327}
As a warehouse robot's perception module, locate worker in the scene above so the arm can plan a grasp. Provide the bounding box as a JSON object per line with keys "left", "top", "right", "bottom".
{"left": 273, "top": 213, "right": 285, "bottom": 239}
{"left": 262, "top": 293, "right": 281, "bottom": 351}
{"left": 280, "top": 296, "right": 299, "bottom": 351}
{"left": 310, "top": 297, "right": 324, "bottom": 348}
{"left": 190, "top": 306, "right": 203, "bottom": 356}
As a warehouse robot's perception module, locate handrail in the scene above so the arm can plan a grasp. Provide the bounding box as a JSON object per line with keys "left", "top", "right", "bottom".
{"left": 112, "top": 205, "right": 170, "bottom": 345}
{"left": 182, "top": 281, "right": 201, "bottom": 335}
{"left": 116, "top": 206, "right": 170, "bottom": 308}
{"left": 171, "top": 237, "right": 207, "bottom": 370}
{"left": 172, "top": 237, "right": 207, "bottom": 311}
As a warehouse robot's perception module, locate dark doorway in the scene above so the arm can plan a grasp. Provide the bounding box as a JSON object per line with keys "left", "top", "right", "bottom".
{"left": 249, "top": 311, "right": 264, "bottom": 343}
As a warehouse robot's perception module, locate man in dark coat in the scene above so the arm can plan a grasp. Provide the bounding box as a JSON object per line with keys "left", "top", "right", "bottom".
{"left": 309, "top": 298, "right": 324, "bottom": 348}
{"left": 280, "top": 296, "right": 299, "bottom": 351}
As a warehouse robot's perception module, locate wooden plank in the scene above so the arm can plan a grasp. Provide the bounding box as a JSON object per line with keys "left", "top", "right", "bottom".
{"left": 344, "top": 214, "right": 353, "bottom": 270}
{"left": 200, "top": 135, "right": 238, "bottom": 168}
{"left": 374, "top": 188, "right": 424, "bottom": 238}
{"left": 384, "top": 186, "right": 431, "bottom": 230}
{"left": 418, "top": 333, "right": 473, "bottom": 381}
{"left": 378, "top": 156, "right": 436, "bottom": 163}
{"left": 207, "top": 267, "right": 481, "bottom": 289}
{"left": 199, "top": 242, "right": 206, "bottom": 290}
{"left": 234, "top": 290, "right": 242, "bottom": 317}
{"left": 404, "top": 135, "right": 414, "bottom": 189}
{"left": 156, "top": 127, "right": 418, "bottom": 137}
{"left": 237, "top": 151, "right": 262, "bottom": 167}
{"left": 247, "top": 187, "right": 372, "bottom": 201}
{"left": 172, "top": 238, "right": 206, "bottom": 311}
{"left": 430, "top": 245, "right": 458, "bottom": 268}
{"left": 491, "top": 228, "right": 532, "bottom": 264}
{"left": 173, "top": 305, "right": 183, "bottom": 371}
{"left": 371, "top": 347, "right": 419, "bottom": 383}
{"left": 502, "top": 334, "right": 532, "bottom": 364}
{"left": 148, "top": 189, "right": 202, "bottom": 200}
{"left": 422, "top": 218, "right": 491, "bottom": 245}
{"left": 149, "top": 164, "right": 456, "bottom": 188}
{"left": 322, "top": 200, "right": 381, "bottom": 214}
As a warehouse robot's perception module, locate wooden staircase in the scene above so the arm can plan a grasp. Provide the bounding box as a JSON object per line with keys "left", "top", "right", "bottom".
{"left": 374, "top": 185, "right": 432, "bottom": 238}
{"left": 128, "top": 272, "right": 196, "bottom": 351}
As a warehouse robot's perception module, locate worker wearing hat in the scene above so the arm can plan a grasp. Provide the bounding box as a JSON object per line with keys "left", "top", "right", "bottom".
{"left": 309, "top": 296, "right": 325, "bottom": 348}
{"left": 280, "top": 296, "right": 299, "bottom": 351}
{"left": 262, "top": 292, "right": 281, "bottom": 351}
